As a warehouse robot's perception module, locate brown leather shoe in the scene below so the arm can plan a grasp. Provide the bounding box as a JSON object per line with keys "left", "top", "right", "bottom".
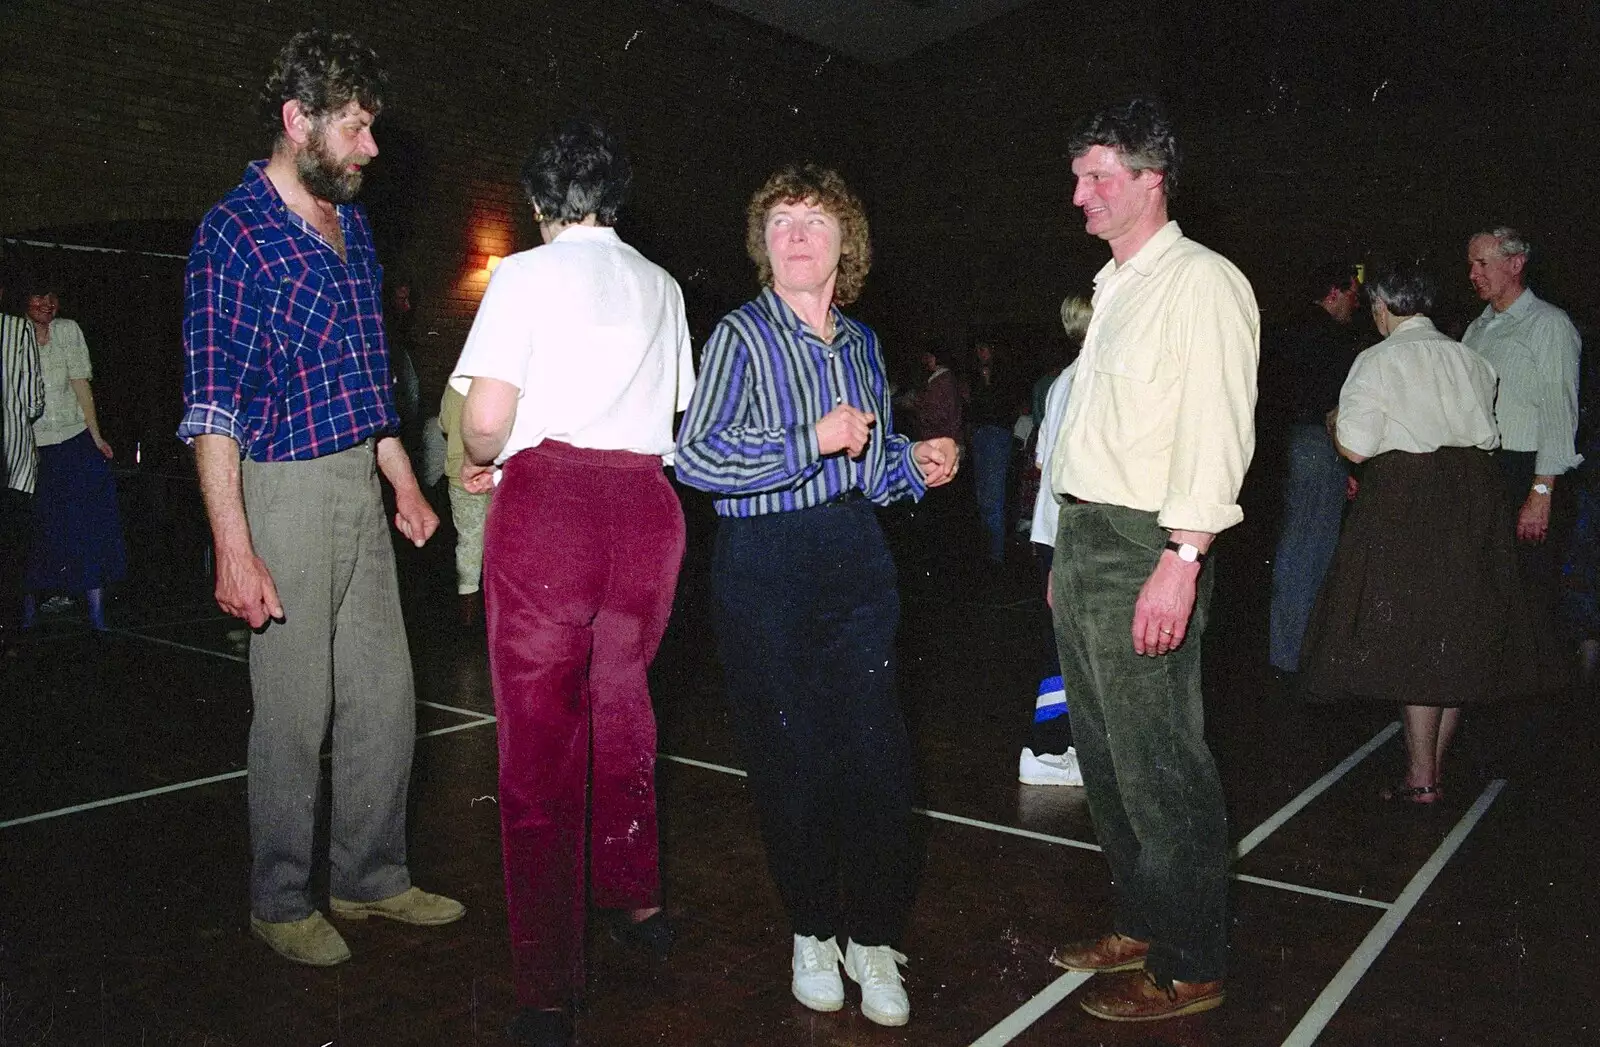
{"left": 1048, "top": 932, "right": 1150, "bottom": 973}
{"left": 1079, "top": 970, "right": 1224, "bottom": 1022}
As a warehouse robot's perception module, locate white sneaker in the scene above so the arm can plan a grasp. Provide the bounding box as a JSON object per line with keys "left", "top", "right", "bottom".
{"left": 1019, "top": 747, "right": 1084, "bottom": 787}
{"left": 843, "top": 940, "right": 910, "bottom": 1027}
{"left": 791, "top": 934, "right": 844, "bottom": 1012}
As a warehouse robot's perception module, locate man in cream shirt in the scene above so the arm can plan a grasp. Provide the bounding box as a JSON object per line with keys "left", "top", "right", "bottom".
{"left": 1462, "top": 228, "right": 1581, "bottom": 550}
{"left": 1043, "top": 98, "right": 1258, "bottom": 1023}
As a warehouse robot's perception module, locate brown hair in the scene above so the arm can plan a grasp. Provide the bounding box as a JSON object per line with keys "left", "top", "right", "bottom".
{"left": 745, "top": 164, "right": 872, "bottom": 307}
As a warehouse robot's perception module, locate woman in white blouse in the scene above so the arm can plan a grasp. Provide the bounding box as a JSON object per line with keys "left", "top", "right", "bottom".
{"left": 449, "top": 121, "right": 695, "bottom": 1047}
{"left": 1301, "top": 263, "right": 1545, "bottom": 804}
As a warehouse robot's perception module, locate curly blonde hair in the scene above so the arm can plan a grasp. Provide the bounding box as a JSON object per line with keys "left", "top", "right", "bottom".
{"left": 745, "top": 164, "right": 872, "bottom": 307}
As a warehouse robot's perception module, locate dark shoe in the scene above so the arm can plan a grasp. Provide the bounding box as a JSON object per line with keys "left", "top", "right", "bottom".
{"left": 609, "top": 910, "right": 673, "bottom": 960}
{"left": 1080, "top": 970, "right": 1224, "bottom": 1022}
{"left": 506, "top": 1006, "right": 573, "bottom": 1047}
{"left": 1378, "top": 782, "right": 1441, "bottom": 804}
{"left": 1048, "top": 932, "right": 1149, "bottom": 973}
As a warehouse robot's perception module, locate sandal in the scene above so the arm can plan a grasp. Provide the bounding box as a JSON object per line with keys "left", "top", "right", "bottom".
{"left": 1379, "top": 782, "right": 1441, "bottom": 804}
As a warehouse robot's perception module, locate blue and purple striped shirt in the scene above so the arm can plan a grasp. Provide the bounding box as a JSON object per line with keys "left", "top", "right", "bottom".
{"left": 674, "top": 287, "right": 925, "bottom": 516}
{"left": 179, "top": 161, "right": 397, "bottom": 461}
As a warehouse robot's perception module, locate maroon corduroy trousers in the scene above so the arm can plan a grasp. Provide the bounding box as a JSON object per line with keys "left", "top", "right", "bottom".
{"left": 483, "top": 440, "right": 685, "bottom": 1008}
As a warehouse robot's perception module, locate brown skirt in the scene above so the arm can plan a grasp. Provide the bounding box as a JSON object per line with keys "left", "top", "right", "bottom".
{"left": 1300, "top": 446, "right": 1558, "bottom": 706}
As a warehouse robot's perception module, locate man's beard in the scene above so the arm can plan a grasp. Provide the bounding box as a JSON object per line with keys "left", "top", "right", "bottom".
{"left": 297, "top": 130, "right": 364, "bottom": 204}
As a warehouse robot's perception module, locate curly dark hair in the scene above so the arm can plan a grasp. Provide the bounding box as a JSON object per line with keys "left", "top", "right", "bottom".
{"left": 1067, "top": 96, "right": 1182, "bottom": 203}
{"left": 745, "top": 164, "right": 872, "bottom": 307}
{"left": 520, "top": 119, "right": 632, "bottom": 226}
{"left": 261, "top": 30, "right": 387, "bottom": 142}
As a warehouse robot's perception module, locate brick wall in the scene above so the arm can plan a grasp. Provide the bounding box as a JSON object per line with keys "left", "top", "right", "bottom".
{"left": 4, "top": 0, "right": 1596, "bottom": 414}
{"left": 0, "top": 0, "right": 874, "bottom": 408}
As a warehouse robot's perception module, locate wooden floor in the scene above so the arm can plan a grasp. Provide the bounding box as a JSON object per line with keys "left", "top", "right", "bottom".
{"left": 1, "top": 488, "right": 1594, "bottom": 1047}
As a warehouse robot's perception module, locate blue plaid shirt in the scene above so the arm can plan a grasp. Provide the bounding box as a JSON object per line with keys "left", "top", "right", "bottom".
{"left": 179, "top": 161, "right": 397, "bottom": 461}
{"left": 675, "top": 288, "right": 925, "bottom": 516}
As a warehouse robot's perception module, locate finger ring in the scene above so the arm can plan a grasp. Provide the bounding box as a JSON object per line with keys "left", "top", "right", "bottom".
{"left": 1159, "top": 628, "right": 1173, "bottom": 635}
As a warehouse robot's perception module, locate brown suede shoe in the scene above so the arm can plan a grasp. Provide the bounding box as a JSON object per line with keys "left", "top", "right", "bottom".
{"left": 330, "top": 886, "right": 465, "bottom": 926}
{"left": 1048, "top": 932, "right": 1150, "bottom": 973}
{"left": 250, "top": 912, "right": 351, "bottom": 966}
{"left": 1079, "top": 970, "right": 1225, "bottom": 1022}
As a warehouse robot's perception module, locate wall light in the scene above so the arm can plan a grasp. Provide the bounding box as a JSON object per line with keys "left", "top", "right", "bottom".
{"left": 486, "top": 254, "right": 503, "bottom": 272}
{"left": 469, "top": 253, "right": 505, "bottom": 273}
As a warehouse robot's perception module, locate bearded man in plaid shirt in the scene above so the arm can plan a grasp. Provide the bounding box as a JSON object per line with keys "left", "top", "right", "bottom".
{"left": 181, "top": 30, "right": 462, "bottom": 967}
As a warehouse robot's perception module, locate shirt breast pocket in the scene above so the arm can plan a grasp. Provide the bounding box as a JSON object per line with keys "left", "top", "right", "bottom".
{"left": 1091, "top": 314, "right": 1163, "bottom": 385}
{"left": 266, "top": 268, "right": 348, "bottom": 368}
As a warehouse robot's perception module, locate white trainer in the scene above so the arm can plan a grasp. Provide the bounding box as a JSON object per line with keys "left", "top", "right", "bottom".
{"left": 1019, "top": 746, "right": 1085, "bottom": 787}
{"left": 791, "top": 934, "right": 844, "bottom": 1012}
{"left": 843, "top": 940, "right": 910, "bottom": 1027}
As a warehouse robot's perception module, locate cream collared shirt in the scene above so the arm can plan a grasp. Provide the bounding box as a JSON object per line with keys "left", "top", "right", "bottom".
{"left": 1052, "top": 221, "right": 1259, "bottom": 534}
{"left": 1336, "top": 316, "right": 1499, "bottom": 459}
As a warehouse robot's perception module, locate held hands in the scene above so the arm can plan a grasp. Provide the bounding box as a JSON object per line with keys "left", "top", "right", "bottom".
{"left": 215, "top": 549, "right": 283, "bottom": 629}
{"left": 393, "top": 486, "right": 440, "bottom": 548}
{"left": 461, "top": 463, "right": 496, "bottom": 495}
{"left": 816, "top": 404, "right": 876, "bottom": 458}
{"left": 912, "top": 437, "right": 959, "bottom": 487}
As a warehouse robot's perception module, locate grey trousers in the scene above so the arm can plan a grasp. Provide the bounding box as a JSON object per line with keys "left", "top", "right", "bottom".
{"left": 242, "top": 441, "right": 416, "bottom": 921}
{"left": 1052, "top": 502, "right": 1229, "bottom": 985}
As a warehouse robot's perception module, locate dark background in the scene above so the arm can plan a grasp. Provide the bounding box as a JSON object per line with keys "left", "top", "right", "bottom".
{"left": 2, "top": 0, "right": 1596, "bottom": 454}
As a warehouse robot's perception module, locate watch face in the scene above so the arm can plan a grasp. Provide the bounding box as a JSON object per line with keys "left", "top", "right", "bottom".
{"left": 1178, "top": 545, "right": 1198, "bottom": 562}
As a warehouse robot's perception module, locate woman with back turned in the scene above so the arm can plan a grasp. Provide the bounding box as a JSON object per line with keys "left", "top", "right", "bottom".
{"left": 1302, "top": 262, "right": 1543, "bottom": 803}
{"left": 450, "top": 119, "right": 695, "bottom": 1047}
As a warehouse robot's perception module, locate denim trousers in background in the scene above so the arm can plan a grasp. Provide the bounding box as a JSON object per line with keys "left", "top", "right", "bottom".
{"left": 1052, "top": 501, "right": 1229, "bottom": 985}
{"left": 1269, "top": 423, "right": 1348, "bottom": 672}
{"left": 711, "top": 497, "right": 914, "bottom": 947}
{"left": 971, "top": 424, "right": 1012, "bottom": 562}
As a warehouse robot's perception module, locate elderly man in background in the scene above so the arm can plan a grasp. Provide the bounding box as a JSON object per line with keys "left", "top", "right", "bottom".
{"left": 181, "top": 29, "right": 461, "bottom": 968}
{"left": 1045, "top": 97, "right": 1258, "bottom": 1022}
{"left": 1463, "top": 228, "right": 1582, "bottom": 682}
{"left": 1463, "top": 228, "right": 1582, "bottom": 550}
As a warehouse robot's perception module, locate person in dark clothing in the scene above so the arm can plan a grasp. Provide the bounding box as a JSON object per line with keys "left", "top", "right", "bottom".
{"left": 1266, "top": 263, "right": 1366, "bottom": 676}
{"left": 967, "top": 338, "right": 1017, "bottom": 563}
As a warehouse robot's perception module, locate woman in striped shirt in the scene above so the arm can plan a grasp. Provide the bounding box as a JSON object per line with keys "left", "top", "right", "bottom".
{"left": 675, "top": 164, "right": 957, "bottom": 1029}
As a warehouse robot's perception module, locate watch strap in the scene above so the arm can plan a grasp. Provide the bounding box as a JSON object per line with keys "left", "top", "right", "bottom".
{"left": 1164, "top": 540, "right": 1208, "bottom": 564}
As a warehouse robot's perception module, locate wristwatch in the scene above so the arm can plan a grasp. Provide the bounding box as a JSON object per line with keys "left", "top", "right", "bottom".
{"left": 1165, "top": 540, "right": 1207, "bottom": 565}
{"left": 1532, "top": 483, "right": 1552, "bottom": 496}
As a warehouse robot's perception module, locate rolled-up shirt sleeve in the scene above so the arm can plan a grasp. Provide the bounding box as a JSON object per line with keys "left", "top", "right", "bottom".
{"left": 1334, "top": 351, "right": 1385, "bottom": 460}
{"left": 178, "top": 226, "right": 252, "bottom": 450}
{"left": 674, "top": 319, "right": 822, "bottom": 495}
{"left": 1532, "top": 312, "right": 1583, "bottom": 477}
{"left": 1159, "top": 262, "right": 1259, "bottom": 533}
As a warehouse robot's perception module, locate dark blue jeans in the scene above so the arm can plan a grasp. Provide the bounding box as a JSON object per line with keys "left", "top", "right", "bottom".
{"left": 1270, "top": 423, "right": 1348, "bottom": 671}
{"left": 1052, "top": 502, "right": 1229, "bottom": 985}
{"left": 971, "top": 425, "right": 1012, "bottom": 562}
{"left": 711, "top": 498, "right": 914, "bottom": 946}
